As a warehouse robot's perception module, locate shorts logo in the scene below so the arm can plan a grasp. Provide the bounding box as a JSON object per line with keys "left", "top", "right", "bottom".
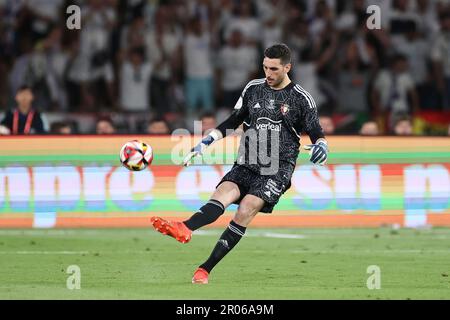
{"left": 265, "top": 179, "right": 282, "bottom": 197}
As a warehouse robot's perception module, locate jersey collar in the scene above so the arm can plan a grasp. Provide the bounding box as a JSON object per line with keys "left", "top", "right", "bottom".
{"left": 265, "top": 80, "right": 295, "bottom": 92}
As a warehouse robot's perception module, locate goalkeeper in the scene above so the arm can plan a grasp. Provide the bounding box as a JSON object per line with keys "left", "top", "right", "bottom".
{"left": 151, "top": 44, "right": 329, "bottom": 284}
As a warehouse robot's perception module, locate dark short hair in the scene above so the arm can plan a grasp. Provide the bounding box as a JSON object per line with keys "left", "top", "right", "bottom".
{"left": 264, "top": 44, "right": 291, "bottom": 65}
{"left": 439, "top": 10, "right": 450, "bottom": 21}
{"left": 96, "top": 115, "right": 114, "bottom": 125}
{"left": 390, "top": 53, "right": 407, "bottom": 66}
{"left": 200, "top": 112, "right": 216, "bottom": 120}
{"left": 50, "top": 121, "right": 71, "bottom": 133}
{"left": 130, "top": 46, "right": 145, "bottom": 59}
{"left": 147, "top": 117, "right": 171, "bottom": 133}
{"left": 17, "top": 85, "right": 32, "bottom": 93}
{"left": 393, "top": 113, "right": 411, "bottom": 126}
{"left": 149, "top": 117, "right": 168, "bottom": 125}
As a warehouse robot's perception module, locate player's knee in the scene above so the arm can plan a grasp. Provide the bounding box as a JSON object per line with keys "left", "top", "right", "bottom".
{"left": 212, "top": 182, "right": 240, "bottom": 208}
{"left": 235, "top": 204, "right": 258, "bottom": 225}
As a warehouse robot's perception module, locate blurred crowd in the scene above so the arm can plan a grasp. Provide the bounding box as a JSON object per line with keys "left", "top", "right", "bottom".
{"left": 0, "top": 0, "right": 450, "bottom": 136}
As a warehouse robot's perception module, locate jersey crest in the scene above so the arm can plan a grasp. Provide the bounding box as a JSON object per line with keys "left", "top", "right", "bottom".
{"left": 280, "top": 104, "right": 289, "bottom": 115}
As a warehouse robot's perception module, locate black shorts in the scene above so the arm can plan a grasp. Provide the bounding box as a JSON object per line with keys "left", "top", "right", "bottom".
{"left": 216, "top": 163, "right": 295, "bottom": 213}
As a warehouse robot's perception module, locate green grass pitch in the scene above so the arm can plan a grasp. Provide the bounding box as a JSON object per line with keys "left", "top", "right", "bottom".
{"left": 0, "top": 227, "right": 449, "bottom": 299}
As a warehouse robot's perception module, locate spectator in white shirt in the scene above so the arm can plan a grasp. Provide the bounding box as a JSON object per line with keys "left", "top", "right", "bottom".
{"left": 183, "top": 17, "right": 214, "bottom": 114}
{"left": 392, "top": 22, "right": 429, "bottom": 87}
{"left": 431, "top": 11, "right": 450, "bottom": 110}
{"left": 66, "top": 0, "right": 117, "bottom": 111}
{"left": 120, "top": 47, "right": 152, "bottom": 112}
{"left": 261, "top": 15, "right": 284, "bottom": 50}
{"left": 78, "top": 0, "right": 117, "bottom": 60}
{"left": 371, "top": 54, "right": 419, "bottom": 132}
{"left": 224, "top": 1, "right": 260, "bottom": 46}
{"left": 120, "top": 15, "right": 147, "bottom": 55}
{"left": 415, "top": 0, "right": 440, "bottom": 37}
{"left": 217, "top": 29, "right": 258, "bottom": 108}
{"left": 336, "top": 37, "right": 374, "bottom": 118}
{"left": 22, "top": 0, "right": 64, "bottom": 41}
{"left": 308, "top": 0, "right": 335, "bottom": 39}
{"left": 146, "top": 6, "right": 182, "bottom": 114}
{"left": 388, "top": 0, "right": 421, "bottom": 45}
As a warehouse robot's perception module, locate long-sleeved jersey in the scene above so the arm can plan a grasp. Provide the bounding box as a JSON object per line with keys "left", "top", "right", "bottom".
{"left": 216, "top": 78, "right": 325, "bottom": 174}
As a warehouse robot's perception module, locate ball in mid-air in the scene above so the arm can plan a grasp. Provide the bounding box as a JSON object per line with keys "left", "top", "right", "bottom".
{"left": 120, "top": 140, "right": 153, "bottom": 171}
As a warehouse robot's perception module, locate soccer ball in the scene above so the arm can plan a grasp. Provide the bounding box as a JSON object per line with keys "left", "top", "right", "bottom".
{"left": 119, "top": 140, "right": 153, "bottom": 171}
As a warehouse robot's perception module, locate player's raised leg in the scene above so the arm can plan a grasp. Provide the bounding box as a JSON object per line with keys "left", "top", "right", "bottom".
{"left": 150, "top": 181, "right": 240, "bottom": 243}
{"left": 184, "top": 181, "right": 240, "bottom": 231}
{"left": 192, "top": 195, "right": 264, "bottom": 284}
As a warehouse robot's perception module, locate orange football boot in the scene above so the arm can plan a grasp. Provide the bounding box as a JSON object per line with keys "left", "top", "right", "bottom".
{"left": 150, "top": 217, "right": 192, "bottom": 243}
{"left": 192, "top": 267, "right": 209, "bottom": 284}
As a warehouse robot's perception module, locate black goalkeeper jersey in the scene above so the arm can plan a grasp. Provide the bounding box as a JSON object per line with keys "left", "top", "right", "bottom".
{"left": 216, "top": 78, "right": 325, "bottom": 174}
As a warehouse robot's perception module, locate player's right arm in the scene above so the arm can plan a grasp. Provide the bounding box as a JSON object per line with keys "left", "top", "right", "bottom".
{"left": 182, "top": 80, "right": 254, "bottom": 167}
{"left": 293, "top": 85, "right": 329, "bottom": 166}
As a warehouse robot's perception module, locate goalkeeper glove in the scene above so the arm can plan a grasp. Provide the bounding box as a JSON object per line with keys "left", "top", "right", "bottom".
{"left": 182, "top": 134, "right": 216, "bottom": 167}
{"left": 303, "top": 140, "right": 329, "bottom": 165}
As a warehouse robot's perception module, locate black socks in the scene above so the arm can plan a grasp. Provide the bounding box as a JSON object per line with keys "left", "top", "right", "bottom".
{"left": 183, "top": 199, "right": 225, "bottom": 231}
{"left": 183, "top": 200, "right": 247, "bottom": 274}
{"left": 199, "top": 220, "right": 246, "bottom": 273}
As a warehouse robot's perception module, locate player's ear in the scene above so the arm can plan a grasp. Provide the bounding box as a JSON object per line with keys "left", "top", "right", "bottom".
{"left": 284, "top": 63, "right": 291, "bottom": 73}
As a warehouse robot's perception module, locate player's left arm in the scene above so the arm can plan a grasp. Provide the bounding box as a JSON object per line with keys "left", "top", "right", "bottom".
{"left": 295, "top": 92, "right": 329, "bottom": 166}
{"left": 182, "top": 89, "right": 250, "bottom": 167}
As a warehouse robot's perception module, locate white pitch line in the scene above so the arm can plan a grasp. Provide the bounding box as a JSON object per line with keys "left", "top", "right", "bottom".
{"left": 290, "top": 249, "right": 450, "bottom": 254}
{"left": 0, "top": 230, "right": 83, "bottom": 236}
{"left": 0, "top": 251, "right": 89, "bottom": 255}
{"left": 0, "top": 249, "right": 449, "bottom": 256}
{"left": 194, "top": 230, "right": 306, "bottom": 239}
{"left": 251, "top": 232, "right": 306, "bottom": 239}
